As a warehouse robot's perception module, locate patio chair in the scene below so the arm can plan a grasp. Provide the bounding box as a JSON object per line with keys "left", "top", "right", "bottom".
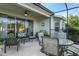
{"left": 35, "top": 32, "right": 39, "bottom": 40}
{"left": 52, "top": 31, "right": 59, "bottom": 39}
{"left": 27, "top": 32, "right": 35, "bottom": 42}
{"left": 38, "top": 32, "right": 44, "bottom": 46}
{"left": 58, "top": 32, "right": 67, "bottom": 39}
{"left": 4, "top": 33, "right": 20, "bottom": 53}
{"left": 17, "top": 32, "right": 29, "bottom": 44}
{"left": 41, "top": 37, "right": 60, "bottom": 56}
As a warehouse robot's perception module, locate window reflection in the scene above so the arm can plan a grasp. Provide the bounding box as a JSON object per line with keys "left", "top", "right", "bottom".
{"left": 0, "top": 14, "right": 33, "bottom": 38}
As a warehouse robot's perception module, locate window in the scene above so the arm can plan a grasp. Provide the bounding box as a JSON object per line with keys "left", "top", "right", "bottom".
{"left": 55, "top": 21, "right": 60, "bottom": 32}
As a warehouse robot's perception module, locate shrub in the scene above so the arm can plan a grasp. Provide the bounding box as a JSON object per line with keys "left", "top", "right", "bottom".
{"left": 64, "top": 27, "right": 78, "bottom": 34}
{"left": 0, "top": 41, "right": 2, "bottom": 45}
{"left": 39, "top": 30, "right": 49, "bottom": 36}
{"left": 0, "top": 38, "right": 3, "bottom": 43}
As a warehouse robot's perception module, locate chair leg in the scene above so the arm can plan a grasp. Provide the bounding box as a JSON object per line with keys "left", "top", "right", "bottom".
{"left": 4, "top": 45, "right": 6, "bottom": 53}
{"left": 17, "top": 44, "right": 19, "bottom": 52}
{"left": 17, "top": 45, "right": 18, "bottom": 52}
{"left": 9, "top": 45, "right": 10, "bottom": 48}
{"left": 17, "top": 43, "right": 20, "bottom": 52}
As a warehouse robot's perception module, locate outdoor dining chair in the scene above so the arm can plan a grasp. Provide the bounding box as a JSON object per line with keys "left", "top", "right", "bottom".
{"left": 4, "top": 33, "right": 20, "bottom": 53}
{"left": 58, "top": 32, "right": 67, "bottom": 39}
{"left": 38, "top": 32, "right": 44, "bottom": 46}
{"left": 52, "top": 31, "right": 59, "bottom": 39}
{"left": 41, "top": 37, "right": 60, "bottom": 56}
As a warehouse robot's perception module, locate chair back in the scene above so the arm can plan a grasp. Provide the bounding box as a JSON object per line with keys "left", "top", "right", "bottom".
{"left": 53, "top": 31, "right": 59, "bottom": 39}
{"left": 43, "top": 38, "right": 59, "bottom": 56}
{"left": 6, "top": 33, "right": 16, "bottom": 44}
{"left": 38, "top": 32, "right": 44, "bottom": 41}
{"left": 58, "top": 32, "right": 67, "bottom": 39}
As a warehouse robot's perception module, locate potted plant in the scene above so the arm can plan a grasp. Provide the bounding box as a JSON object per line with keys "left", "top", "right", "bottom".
{"left": 39, "top": 30, "right": 49, "bottom": 37}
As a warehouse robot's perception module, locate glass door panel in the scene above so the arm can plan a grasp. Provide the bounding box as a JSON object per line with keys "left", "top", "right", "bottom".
{"left": 16, "top": 20, "right": 26, "bottom": 37}
{"left": 0, "top": 17, "right": 7, "bottom": 38}
{"left": 28, "top": 20, "right": 33, "bottom": 36}
{"left": 7, "top": 18, "right": 15, "bottom": 37}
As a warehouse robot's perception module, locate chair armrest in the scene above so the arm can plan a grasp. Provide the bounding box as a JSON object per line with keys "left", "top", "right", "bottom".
{"left": 17, "top": 39, "right": 20, "bottom": 41}
{"left": 16, "top": 38, "right": 20, "bottom": 43}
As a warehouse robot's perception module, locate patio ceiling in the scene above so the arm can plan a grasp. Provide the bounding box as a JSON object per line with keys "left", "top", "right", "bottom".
{"left": 0, "top": 3, "right": 48, "bottom": 20}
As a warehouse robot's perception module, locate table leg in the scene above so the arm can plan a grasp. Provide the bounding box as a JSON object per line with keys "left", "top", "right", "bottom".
{"left": 60, "top": 46, "right": 66, "bottom": 56}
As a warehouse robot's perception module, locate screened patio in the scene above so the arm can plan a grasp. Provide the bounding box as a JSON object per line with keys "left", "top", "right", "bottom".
{"left": 0, "top": 3, "right": 79, "bottom": 56}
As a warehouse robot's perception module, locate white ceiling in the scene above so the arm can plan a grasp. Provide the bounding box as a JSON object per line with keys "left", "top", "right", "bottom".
{"left": 0, "top": 3, "right": 48, "bottom": 20}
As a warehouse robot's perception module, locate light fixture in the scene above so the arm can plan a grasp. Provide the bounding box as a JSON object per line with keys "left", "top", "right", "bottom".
{"left": 25, "top": 11, "right": 28, "bottom": 17}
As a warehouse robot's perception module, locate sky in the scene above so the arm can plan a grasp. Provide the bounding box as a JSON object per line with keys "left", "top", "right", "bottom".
{"left": 41, "top": 3, "right": 79, "bottom": 17}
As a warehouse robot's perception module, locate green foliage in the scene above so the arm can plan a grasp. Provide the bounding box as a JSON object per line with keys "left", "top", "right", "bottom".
{"left": 67, "top": 15, "right": 79, "bottom": 35}
{"left": 68, "top": 15, "right": 79, "bottom": 29}
{"left": 0, "top": 31, "right": 7, "bottom": 43}
{"left": 8, "top": 33, "right": 14, "bottom": 38}
{"left": 39, "top": 30, "right": 49, "bottom": 36}
{"left": 7, "top": 33, "right": 15, "bottom": 44}
{"left": 0, "top": 38, "right": 3, "bottom": 43}
{"left": 18, "top": 32, "right": 26, "bottom": 37}
{"left": 65, "top": 15, "right": 79, "bottom": 42}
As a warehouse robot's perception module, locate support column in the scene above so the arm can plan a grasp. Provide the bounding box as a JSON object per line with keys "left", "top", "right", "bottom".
{"left": 50, "top": 16, "right": 55, "bottom": 38}
{"left": 15, "top": 17, "right": 16, "bottom": 37}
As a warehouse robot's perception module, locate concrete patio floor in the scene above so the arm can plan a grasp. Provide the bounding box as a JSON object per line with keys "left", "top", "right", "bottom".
{"left": 1, "top": 39, "right": 79, "bottom": 56}
{"left": 2, "top": 40, "right": 46, "bottom": 56}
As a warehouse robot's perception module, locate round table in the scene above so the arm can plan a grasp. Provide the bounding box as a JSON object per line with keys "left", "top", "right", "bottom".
{"left": 59, "top": 39, "right": 74, "bottom": 56}
{"left": 59, "top": 39, "right": 74, "bottom": 46}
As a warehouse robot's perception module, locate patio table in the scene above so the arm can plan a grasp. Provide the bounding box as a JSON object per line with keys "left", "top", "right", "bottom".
{"left": 59, "top": 39, "right": 74, "bottom": 56}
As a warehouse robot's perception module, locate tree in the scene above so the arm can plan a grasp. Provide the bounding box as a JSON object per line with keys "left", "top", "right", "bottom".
{"left": 68, "top": 15, "right": 79, "bottom": 30}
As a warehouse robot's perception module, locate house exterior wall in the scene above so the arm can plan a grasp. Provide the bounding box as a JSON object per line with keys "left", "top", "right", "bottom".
{"left": 33, "top": 18, "right": 50, "bottom": 35}
{"left": 60, "top": 20, "right": 66, "bottom": 32}
{"left": 50, "top": 16, "right": 65, "bottom": 38}
{"left": 50, "top": 16, "right": 55, "bottom": 38}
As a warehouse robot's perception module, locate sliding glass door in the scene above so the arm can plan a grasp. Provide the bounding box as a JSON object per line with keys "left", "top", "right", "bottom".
{"left": 16, "top": 19, "right": 26, "bottom": 37}
{"left": 0, "top": 16, "right": 7, "bottom": 38}
{"left": 7, "top": 17, "right": 15, "bottom": 37}
{"left": 0, "top": 14, "right": 34, "bottom": 38}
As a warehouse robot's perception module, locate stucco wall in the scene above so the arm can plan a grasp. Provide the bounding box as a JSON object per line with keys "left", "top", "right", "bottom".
{"left": 50, "top": 16, "right": 55, "bottom": 37}
{"left": 33, "top": 18, "right": 50, "bottom": 35}
{"left": 50, "top": 16, "right": 65, "bottom": 38}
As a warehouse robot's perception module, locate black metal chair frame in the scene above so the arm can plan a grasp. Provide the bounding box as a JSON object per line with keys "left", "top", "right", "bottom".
{"left": 4, "top": 37, "right": 20, "bottom": 53}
